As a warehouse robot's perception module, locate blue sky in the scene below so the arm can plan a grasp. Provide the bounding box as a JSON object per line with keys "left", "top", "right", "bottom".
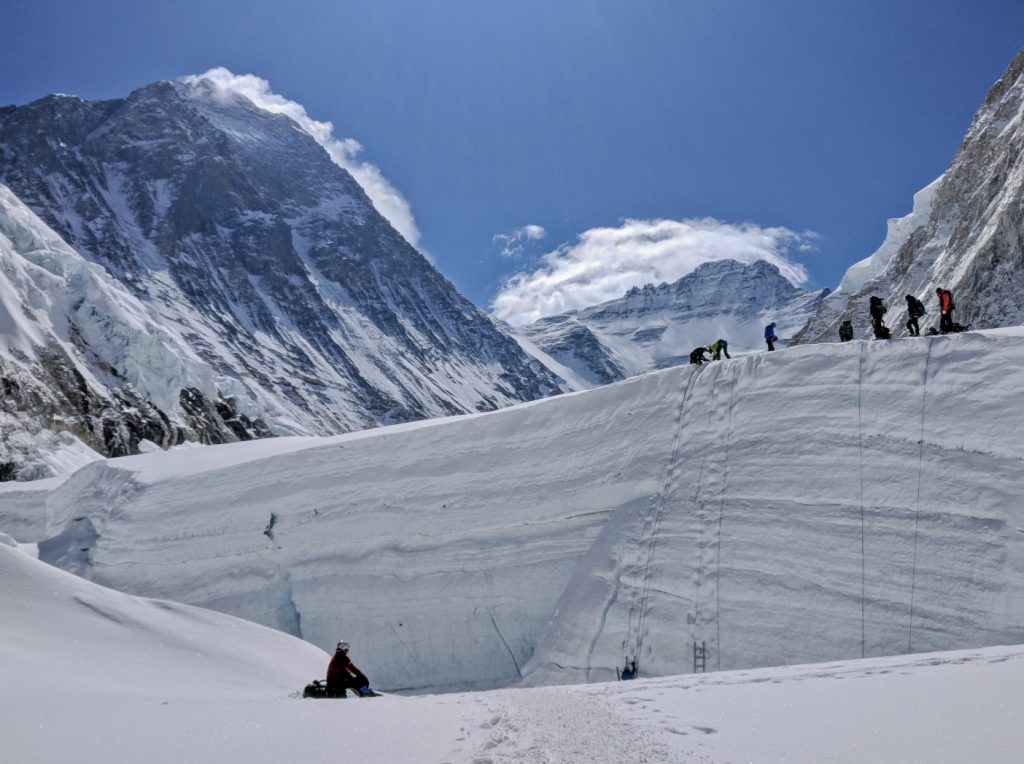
{"left": 2, "top": 1, "right": 1022, "bottom": 322}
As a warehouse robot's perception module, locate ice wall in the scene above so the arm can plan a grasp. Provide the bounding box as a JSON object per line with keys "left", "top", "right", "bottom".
{"left": 2, "top": 330, "right": 1023, "bottom": 692}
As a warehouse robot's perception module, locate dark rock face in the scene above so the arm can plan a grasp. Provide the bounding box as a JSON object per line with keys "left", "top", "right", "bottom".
{"left": 794, "top": 49, "right": 1024, "bottom": 344}
{"left": 0, "top": 340, "right": 270, "bottom": 481}
{"left": 0, "top": 78, "right": 560, "bottom": 467}
{"left": 181, "top": 387, "right": 273, "bottom": 444}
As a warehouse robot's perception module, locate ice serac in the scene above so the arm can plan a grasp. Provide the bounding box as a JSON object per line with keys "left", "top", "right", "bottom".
{"left": 519, "top": 258, "right": 828, "bottom": 385}
{"left": 794, "top": 48, "right": 1024, "bottom": 344}
{"left": 0, "top": 77, "right": 560, "bottom": 449}
{"left": 0, "top": 184, "right": 271, "bottom": 480}
{"left": 3, "top": 329, "right": 1023, "bottom": 692}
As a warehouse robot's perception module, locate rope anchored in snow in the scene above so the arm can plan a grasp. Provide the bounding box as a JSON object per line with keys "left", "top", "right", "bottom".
{"left": 857, "top": 343, "right": 866, "bottom": 659}
{"left": 713, "top": 364, "right": 737, "bottom": 671}
{"left": 685, "top": 363, "right": 725, "bottom": 672}
{"left": 907, "top": 337, "right": 934, "bottom": 653}
{"left": 625, "top": 364, "right": 702, "bottom": 673}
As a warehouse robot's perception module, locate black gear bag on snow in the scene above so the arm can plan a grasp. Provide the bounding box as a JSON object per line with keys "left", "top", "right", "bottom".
{"left": 303, "top": 679, "right": 329, "bottom": 698}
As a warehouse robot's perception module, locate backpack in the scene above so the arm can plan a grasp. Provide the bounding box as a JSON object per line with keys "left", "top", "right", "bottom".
{"left": 914, "top": 298, "right": 927, "bottom": 316}
{"left": 839, "top": 320, "right": 854, "bottom": 341}
{"left": 302, "top": 680, "right": 329, "bottom": 698}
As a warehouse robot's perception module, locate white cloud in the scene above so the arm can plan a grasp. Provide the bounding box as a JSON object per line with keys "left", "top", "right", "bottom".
{"left": 493, "top": 224, "right": 546, "bottom": 259}
{"left": 182, "top": 67, "right": 421, "bottom": 247}
{"left": 491, "top": 218, "right": 814, "bottom": 325}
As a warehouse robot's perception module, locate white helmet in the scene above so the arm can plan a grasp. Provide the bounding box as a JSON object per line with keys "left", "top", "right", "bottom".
{"left": 336, "top": 641, "right": 350, "bottom": 653}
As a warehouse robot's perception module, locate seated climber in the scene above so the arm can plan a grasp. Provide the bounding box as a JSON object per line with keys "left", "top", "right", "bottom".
{"left": 326, "top": 640, "right": 376, "bottom": 697}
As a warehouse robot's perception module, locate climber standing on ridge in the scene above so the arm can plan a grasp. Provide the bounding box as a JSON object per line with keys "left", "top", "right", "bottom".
{"left": 709, "top": 338, "right": 731, "bottom": 360}
{"left": 936, "top": 287, "right": 955, "bottom": 333}
{"left": 905, "top": 294, "right": 927, "bottom": 336}
{"left": 326, "top": 641, "right": 376, "bottom": 698}
{"left": 764, "top": 322, "right": 778, "bottom": 351}
{"left": 690, "top": 346, "right": 712, "bottom": 365}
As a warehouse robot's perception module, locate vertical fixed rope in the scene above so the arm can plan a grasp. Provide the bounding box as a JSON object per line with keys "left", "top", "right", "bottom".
{"left": 691, "top": 365, "right": 723, "bottom": 636}
{"left": 627, "top": 365, "right": 700, "bottom": 665}
{"left": 623, "top": 377, "right": 686, "bottom": 655}
{"left": 908, "top": 337, "right": 934, "bottom": 653}
{"left": 857, "top": 343, "right": 866, "bottom": 658}
{"left": 714, "top": 364, "right": 737, "bottom": 671}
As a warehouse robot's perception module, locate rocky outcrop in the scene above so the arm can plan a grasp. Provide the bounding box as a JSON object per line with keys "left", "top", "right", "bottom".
{"left": 0, "top": 341, "right": 271, "bottom": 481}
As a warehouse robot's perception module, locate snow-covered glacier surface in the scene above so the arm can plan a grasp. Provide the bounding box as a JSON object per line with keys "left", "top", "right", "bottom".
{"left": 2, "top": 329, "right": 1024, "bottom": 693}
{"left": 5, "top": 536, "right": 1023, "bottom": 764}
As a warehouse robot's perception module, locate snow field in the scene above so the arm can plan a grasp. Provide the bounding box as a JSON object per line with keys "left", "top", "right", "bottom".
{"left": 3, "top": 535, "right": 1022, "bottom": 764}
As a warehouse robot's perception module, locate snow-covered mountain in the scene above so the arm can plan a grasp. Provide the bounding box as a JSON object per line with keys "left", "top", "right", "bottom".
{"left": 0, "top": 77, "right": 560, "bottom": 477}
{"left": 795, "top": 48, "right": 1024, "bottom": 344}
{"left": 4, "top": 328, "right": 1022, "bottom": 695}
{"left": 518, "top": 258, "right": 827, "bottom": 386}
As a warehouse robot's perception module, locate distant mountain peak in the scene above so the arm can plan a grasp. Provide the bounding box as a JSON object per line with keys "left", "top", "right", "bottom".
{"left": 518, "top": 258, "right": 827, "bottom": 386}
{"left": 0, "top": 77, "right": 560, "bottom": 478}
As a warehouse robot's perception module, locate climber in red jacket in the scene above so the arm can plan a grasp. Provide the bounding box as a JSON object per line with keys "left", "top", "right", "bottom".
{"left": 326, "top": 641, "right": 375, "bottom": 697}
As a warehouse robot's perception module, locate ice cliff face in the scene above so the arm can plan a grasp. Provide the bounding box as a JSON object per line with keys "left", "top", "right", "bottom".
{"left": 0, "top": 78, "right": 560, "bottom": 469}
{"left": 795, "top": 48, "right": 1024, "bottom": 343}
{"left": 2, "top": 329, "right": 1022, "bottom": 693}
{"left": 519, "top": 259, "right": 828, "bottom": 385}
{"left": 0, "top": 184, "right": 273, "bottom": 480}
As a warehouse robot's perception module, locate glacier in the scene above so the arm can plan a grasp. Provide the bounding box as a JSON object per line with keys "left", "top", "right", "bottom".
{"left": 3, "top": 327, "right": 1022, "bottom": 694}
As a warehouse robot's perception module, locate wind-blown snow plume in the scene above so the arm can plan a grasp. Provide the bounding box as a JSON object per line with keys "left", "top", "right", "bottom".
{"left": 183, "top": 67, "right": 421, "bottom": 247}
{"left": 492, "top": 218, "right": 814, "bottom": 324}
{"left": 494, "top": 224, "right": 547, "bottom": 259}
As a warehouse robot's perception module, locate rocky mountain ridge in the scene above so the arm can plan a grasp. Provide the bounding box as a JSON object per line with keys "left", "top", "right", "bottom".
{"left": 794, "top": 48, "right": 1024, "bottom": 343}
{"left": 0, "top": 76, "right": 561, "bottom": 477}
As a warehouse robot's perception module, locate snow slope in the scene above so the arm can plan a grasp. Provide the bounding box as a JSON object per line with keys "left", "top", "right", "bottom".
{"left": 2, "top": 536, "right": 1022, "bottom": 763}
{"left": 3, "top": 328, "right": 1022, "bottom": 696}
{"left": 0, "top": 536, "right": 329, "bottom": 761}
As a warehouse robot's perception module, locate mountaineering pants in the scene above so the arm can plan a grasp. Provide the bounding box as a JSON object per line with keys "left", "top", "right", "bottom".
{"left": 766, "top": 338, "right": 775, "bottom": 351}
{"left": 906, "top": 316, "right": 920, "bottom": 336}
{"left": 940, "top": 311, "right": 954, "bottom": 333}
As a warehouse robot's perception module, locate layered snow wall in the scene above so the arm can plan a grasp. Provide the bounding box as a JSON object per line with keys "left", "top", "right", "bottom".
{"left": 2, "top": 329, "right": 1023, "bottom": 692}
